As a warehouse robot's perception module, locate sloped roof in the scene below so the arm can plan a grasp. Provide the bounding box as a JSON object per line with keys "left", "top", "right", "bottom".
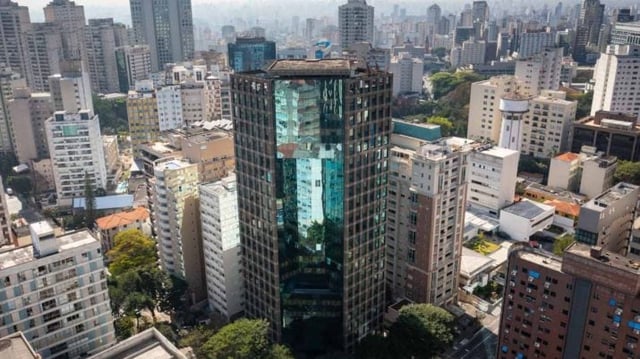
{"left": 95, "top": 207, "right": 149, "bottom": 231}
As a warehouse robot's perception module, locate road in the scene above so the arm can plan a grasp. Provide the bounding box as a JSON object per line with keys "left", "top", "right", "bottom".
{"left": 446, "top": 327, "right": 498, "bottom": 359}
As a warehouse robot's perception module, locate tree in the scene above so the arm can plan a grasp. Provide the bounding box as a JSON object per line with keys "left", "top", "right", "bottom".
{"left": 6, "top": 175, "right": 32, "bottom": 195}
{"left": 553, "top": 234, "right": 576, "bottom": 256}
{"left": 107, "top": 229, "right": 158, "bottom": 276}
{"left": 180, "top": 325, "right": 217, "bottom": 358}
{"left": 429, "top": 72, "right": 461, "bottom": 99}
{"left": 614, "top": 160, "right": 640, "bottom": 186}
{"left": 84, "top": 171, "right": 96, "bottom": 230}
{"left": 389, "top": 304, "right": 455, "bottom": 358}
{"left": 427, "top": 116, "right": 454, "bottom": 136}
{"left": 93, "top": 95, "right": 128, "bottom": 134}
{"left": 202, "top": 319, "right": 293, "bottom": 359}
{"left": 355, "top": 334, "right": 394, "bottom": 359}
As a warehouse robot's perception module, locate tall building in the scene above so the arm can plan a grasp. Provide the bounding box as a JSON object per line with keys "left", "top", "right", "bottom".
{"left": 521, "top": 90, "right": 577, "bottom": 158}
{"left": 573, "top": 0, "right": 605, "bottom": 62}
{"left": 516, "top": 30, "right": 557, "bottom": 58}
{"left": 129, "top": 0, "right": 194, "bottom": 71}
{"left": 156, "top": 85, "right": 183, "bottom": 130}
{"left": 8, "top": 88, "right": 52, "bottom": 164}
{"left": 389, "top": 52, "right": 423, "bottom": 96}
{"left": 48, "top": 60, "right": 93, "bottom": 114}
{"left": 514, "top": 47, "right": 563, "bottom": 96}
{"left": 592, "top": 44, "right": 640, "bottom": 118}
{"left": 152, "top": 158, "right": 204, "bottom": 302}
{"left": 472, "top": 1, "right": 489, "bottom": 24}
{"left": 610, "top": 21, "right": 640, "bottom": 46}
{"left": 498, "top": 241, "right": 640, "bottom": 359}
{"left": 127, "top": 80, "right": 158, "bottom": 149}
{"left": 115, "top": 45, "right": 152, "bottom": 92}
{"left": 338, "top": 0, "right": 374, "bottom": 50}
{"left": 0, "top": 0, "right": 32, "bottom": 87}
{"left": 85, "top": 18, "right": 126, "bottom": 94}
{"left": 232, "top": 59, "right": 391, "bottom": 353}
{"left": 45, "top": 110, "right": 107, "bottom": 206}
{"left": 227, "top": 37, "right": 276, "bottom": 73}
{"left": 26, "top": 23, "right": 63, "bottom": 92}
{"left": 0, "top": 175, "right": 11, "bottom": 245}
{"left": 199, "top": 174, "right": 244, "bottom": 321}
{"left": 467, "top": 75, "right": 520, "bottom": 143}
{"left": 43, "top": 0, "right": 87, "bottom": 63}
{"left": 575, "top": 182, "right": 638, "bottom": 253}
{"left": 0, "top": 65, "right": 26, "bottom": 154}
{"left": 393, "top": 138, "right": 471, "bottom": 305}
{"left": 0, "top": 222, "right": 115, "bottom": 358}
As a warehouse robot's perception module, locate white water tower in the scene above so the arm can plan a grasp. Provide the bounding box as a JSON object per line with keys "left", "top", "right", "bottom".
{"left": 498, "top": 95, "right": 529, "bottom": 151}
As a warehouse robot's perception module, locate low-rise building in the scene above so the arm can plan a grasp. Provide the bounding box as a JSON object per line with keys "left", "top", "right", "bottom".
{"left": 89, "top": 327, "right": 188, "bottom": 359}
{"left": 499, "top": 199, "right": 555, "bottom": 241}
{"left": 579, "top": 154, "right": 617, "bottom": 198}
{"left": 570, "top": 110, "right": 640, "bottom": 162}
{"left": 468, "top": 146, "right": 519, "bottom": 215}
{"left": 547, "top": 152, "right": 583, "bottom": 192}
{"left": 94, "top": 207, "right": 151, "bottom": 254}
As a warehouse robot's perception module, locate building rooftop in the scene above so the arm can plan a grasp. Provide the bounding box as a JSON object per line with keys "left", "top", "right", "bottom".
{"left": 461, "top": 247, "right": 495, "bottom": 279}
{"left": 392, "top": 119, "right": 442, "bottom": 142}
{"left": 516, "top": 246, "right": 564, "bottom": 272}
{"left": 0, "top": 230, "right": 97, "bottom": 271}
{"left": 73, "top": 195, "right": 134, "bottom": 211}
{"left": 566, "top": 242, "right": 640, "bottom": 274}
{"left": 89, "top": 328, "right": 187, "bottom": 359}
{"left": 265, "top": 59, "right": 355, "bottom": 76}
{"left": 583, "top": 182, "right": 638, "bottom": 211}
{"left": 30, "top": 221, "right": 54, "bottom": 237}
{"left": 0, "top": 332, "right": 40, "bottom": 359}
{"left": 544, "top": 199, "right": 581, "bottom": 217}
{"left": 502, "top": 199, "right": 553, "bottom": 219}
{"left": 95, "top": 207, "right": 150, "bottom": 231}
{"left": 477, "top": 146, "right": 519, "bottom": 159}
{"left": 554, "top": 152, "right": 580, "bottom": 163}
{"left": 155, "top": 159, "right": 194, "bottom": 171}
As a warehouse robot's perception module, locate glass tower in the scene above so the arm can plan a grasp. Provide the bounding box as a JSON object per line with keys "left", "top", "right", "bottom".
{"left": 232, "top": 59, "right": 391, "bottom": 354}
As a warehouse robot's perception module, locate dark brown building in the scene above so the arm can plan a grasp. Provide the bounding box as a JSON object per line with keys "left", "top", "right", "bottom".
{"left": 232, "top": 59, "right": 392, "bottom": 354}
{"left": 570, "top": 110, "right": 640, "bottom": 161}
{"left": 499, "top": 243, "right": 640, "bottom": 359}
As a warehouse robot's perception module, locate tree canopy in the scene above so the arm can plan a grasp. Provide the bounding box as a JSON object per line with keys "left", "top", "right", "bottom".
{"left": 553, "top": 234, "right": 576, "bottom": 256}
{"left": 390, "top": 304, "right": 455, "bottom": 358}
{"left": 201, "top": 319, "right": 293, "bottom": 359}
{"left": 614, "top": 160, "right": 640, "bottom": 186}
{"left": 93, "top": 95, "right": 128, "bottom": 135}
{"left": 6, "top": 175, "right": 32, "bottom": 195}
{"left": 429, "top": 71, "right": 483, "bottom": 100}
{"left": 427, "top": 116, "right": 454, "bottom": 137}
{"left": 107, "top": 229, "right": 157, "bottom": 276}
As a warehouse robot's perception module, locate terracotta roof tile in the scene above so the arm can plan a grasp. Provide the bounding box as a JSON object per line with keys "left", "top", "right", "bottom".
{"left": 95, "top": 207, "right": 149, "bottom": 231}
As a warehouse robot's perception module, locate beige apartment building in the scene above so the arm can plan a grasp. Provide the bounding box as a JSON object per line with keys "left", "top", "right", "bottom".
{"left": 8, "top": 88, "right": 52, "bottom": 164}
{"left": 467, "top": 75, "right": 520, "bottom": 143}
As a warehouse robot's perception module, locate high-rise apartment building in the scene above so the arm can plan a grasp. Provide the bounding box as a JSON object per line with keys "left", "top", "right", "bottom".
{"left": 610, "top": 21, "right": 640, "bottom": 46}
{"left": 521, "top": 90, "right": 577, "bottom": 158}
{"left": 499, "top": 242, "right": 640, "bottom": 359}
{"left": 338, "top": 0, "right": 374, "bottom": 50}
{"left": 8, "top": 88, "right": 52, "bottom": 164}
{"left": 127, "top": 80, "right": 158, "bottom": 149}
{"left": 45, "top": 110, "right": 107, "bottom": 206}
{"left": 85, "top": 18, "right": 127, "bottom": 94}
{"left": 592, "top": 44, "right": 640, "bottom": 118}
{"left": 387, "top": 137, "right": 471, "bottom": 305}
{"left": 516, "top": 30, "right": 557, "bottom": 59}
{"left": 199, "top": 174, "right": 244, "bottom": 321}
{"left": 389, "top": 52, "right": 423, "bottom": 96}
{"left": 48, "top": 61, "right": 93, "bottom": 115}
{"left": 0, "top": 175, "right": 12, "bottom": 245}
{"left": 0, "top": 0, "right": 32, "bottom": 87}
{"left": 514, "top": 47, "right": 563, "bottom": 96}
{"left": 26, "top": 23, "right": 63, "bottom": 92}
{"left": 467, "top": 75, "right": 520, "bottom": 143}
{"left": 44, "top": 0, "right": 87, "bottom": 63}
{"left": 115, "top": 45, "right": 152, "bottom": 93}
{"left": 152, "top": 158, "right": 204, "bottom": 302}
{"left": 156, "top": 85, "right": 183, "bottom": 131}
{"left": 228, "top": 37, "right": 276, "bottom": 73}
{"left": 0, "top": 65, "right": 26, "bottom": 154}
{"left": 0, "top": 222, "right": 115, "bottom": 358}
{"left": 129, "top": 0, "right": 194, "bottom": 71}
{"left": 232, "top": 59, "right": 391, "bottom": 353}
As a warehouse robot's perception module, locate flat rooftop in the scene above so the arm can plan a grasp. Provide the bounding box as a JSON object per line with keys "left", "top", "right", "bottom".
{"left": 89, "top": 328, "right": 187, "bottom": 359}
{"left": 517, "top": 247, "right": 564, "bottom": 272}
{"left": 566, "top": 242, "right": 640, "bottom": 274}
{"left": 0, "top": 230, "right": 97, "bottom": 271}
{"left": 502, "top": 199, "right": 552, "bottom": 219}
{"left": 478, "top": 146, "right": 519, "bottom": 158}
{"left": 264, "top": 59, "right": 359, "bottom": 77}
{"left": 584, "top": 182, "right": 638, "bottom": 210}
{"left": 0, "top": 332, "right": 39, "bottom": 359}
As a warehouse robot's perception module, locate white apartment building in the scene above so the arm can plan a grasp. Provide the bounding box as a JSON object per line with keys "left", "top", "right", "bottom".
{"left": 591, "top": 44, "right": 640, "bottom": 118}
{"left": 468, "top": 146, "right": 519, "bottom": 215}
{"left": 199, "top": 175, "right": 243, "bottom": 321}
{"left": 0, "top": 222, "right": 115, "bottom": 358}
{"left": 338, "top": 0, "right": 374, "bottom": 50}
{"left": 389, "top": 52, "right": 423, "bottom": 96}
{"left": 516, "top": 30, "right": 556, "bottom": 59}
{"left": 156, "top": 85, "right": 183, "bottom": 131}
{"left": 467, "top": 75, "right": 520, "bottom": 143}
{"left": 514, "top": 47, "right": 563, "bottom": 96}
{"left": 46, "top": 110, "right": 107, "bottom": 206}
{"left": 548, "top": 152, "right": 583, "bottom": 192}
{"left": 152, "top": 158, "right": 204, "bottom": 302}
{"left": 459, "top": 39, "right": 486, "bottom": 67}
{"left": 115, "top": 45, "right": 152, "bottom": 92}
{"left": 580, "top": 154, "right": 617, "bottom": 198}
{"left": 521, "top": 90, "right": 577, "bottom": 158}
